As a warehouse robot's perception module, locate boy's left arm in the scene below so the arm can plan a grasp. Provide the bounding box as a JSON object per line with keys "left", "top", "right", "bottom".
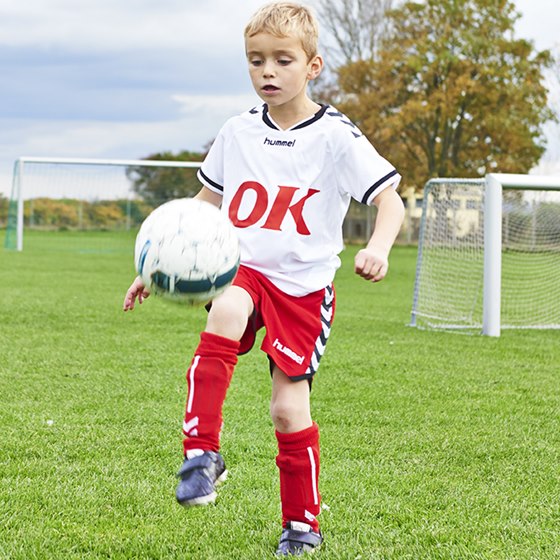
{"left": 355, "top": 187, "right": 405, "bottom": 282}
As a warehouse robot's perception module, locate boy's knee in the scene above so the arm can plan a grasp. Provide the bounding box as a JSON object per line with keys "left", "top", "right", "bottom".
{"left": 270, "top": 400, "right": 290, "bottom": 430}
{"left": 206, "top": 288, "right": 252, "bottom": 340}
{"left": 270, "top": 399, "right": 310, "bottom": 433}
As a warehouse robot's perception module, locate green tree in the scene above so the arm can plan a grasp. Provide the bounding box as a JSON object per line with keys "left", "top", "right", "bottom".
{"left": 0, "top": 193, "right": 8, "bottom": 226}
{"left": 126, "top": 150, "right": 204, "bottom": 205}
{"left": 324, "top": 0, "right": 555, "bottom": 188}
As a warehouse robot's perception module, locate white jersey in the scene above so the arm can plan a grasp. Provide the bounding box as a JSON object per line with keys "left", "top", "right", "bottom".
{"left": 198, "top": 103, "right": 401, "bottom": 296}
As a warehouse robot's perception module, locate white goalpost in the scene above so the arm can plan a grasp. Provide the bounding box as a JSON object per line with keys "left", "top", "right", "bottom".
{"left": 410, "top": 173, "right": 560, "bottom": 336}
{"left": 5, "top": 156, "right": 202, "bottom": 252}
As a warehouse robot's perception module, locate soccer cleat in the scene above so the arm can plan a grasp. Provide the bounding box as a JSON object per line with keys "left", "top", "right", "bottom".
{"left": 275, "top": 521, "right": 323, "bottom": 556}
{"left": 175, "top": 451, "right": 228, "bottom": 507}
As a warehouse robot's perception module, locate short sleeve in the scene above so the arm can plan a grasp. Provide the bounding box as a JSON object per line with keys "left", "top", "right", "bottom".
{"left": 197, "top": 124, "right": 228, "bottom": 195}
{"left": 335, "top": 131, "right": 401, "bottom": 205}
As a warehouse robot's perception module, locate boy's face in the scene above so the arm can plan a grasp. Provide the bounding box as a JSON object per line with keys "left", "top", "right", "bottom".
{"left": 245, "top": 32, "right": 322, "bottom": 112}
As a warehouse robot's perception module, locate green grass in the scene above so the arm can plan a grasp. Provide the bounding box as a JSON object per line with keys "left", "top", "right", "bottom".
{"left": 1, "top": 230, "right": 559, "bottom": 559}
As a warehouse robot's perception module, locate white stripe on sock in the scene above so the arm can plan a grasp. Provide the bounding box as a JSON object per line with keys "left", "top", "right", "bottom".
{"left": 307, "top": 446, "right": 319, "bottom": 505}
{"left": 187, "top": 355, "right": 200, "bottom": 414}
{"left": 183, "top": 416, "right": 199, "bottom": 436}
{"left": 304, "top": 510, "right": 316, "bottom": 523}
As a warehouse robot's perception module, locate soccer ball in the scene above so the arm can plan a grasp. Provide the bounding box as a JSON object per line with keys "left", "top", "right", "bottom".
{"left": 134, "top": 198, "right": 240, "bottom": 304}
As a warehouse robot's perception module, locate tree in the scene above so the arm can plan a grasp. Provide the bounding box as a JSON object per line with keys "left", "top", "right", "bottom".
{"left": 317, "top": 0, "right": 396, "bottom": 66}
{"left": 322, "top": 0, "right": 555, "bottom": 188}
{"left": 126, "top": 150, "right": 205, "bottom": 205}
{"left": 312, "top": 0, "right": 396, "bottom": 103}
{"left": 0, "top": 193, "right": 8, "bottom": 226}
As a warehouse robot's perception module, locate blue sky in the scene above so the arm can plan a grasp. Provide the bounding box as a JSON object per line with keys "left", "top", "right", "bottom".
{"left": 0, "top": 0, "right": 559, "bottom": 196}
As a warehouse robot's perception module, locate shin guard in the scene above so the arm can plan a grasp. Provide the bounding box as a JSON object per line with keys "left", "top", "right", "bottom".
{"left": 182, "top": 332, "right": 239, "bottom": 455}
{"left": 275, "top": 422, "right": 321, "bottom": 533}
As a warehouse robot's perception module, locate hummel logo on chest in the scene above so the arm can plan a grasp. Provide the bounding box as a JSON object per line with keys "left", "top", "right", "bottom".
{"left": 264, "top": 137, "right": 296, "bottom": 148}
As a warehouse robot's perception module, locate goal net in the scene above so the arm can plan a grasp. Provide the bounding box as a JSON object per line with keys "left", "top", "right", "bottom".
{"left": 410, "top": 174, "right": 560, "bottom": 335}
{"left": 4, "top": 157, "right": 202, "bottom": 253}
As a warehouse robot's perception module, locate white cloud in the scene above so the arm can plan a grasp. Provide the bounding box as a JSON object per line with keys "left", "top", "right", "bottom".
{"left": 0, "top": 92, "right": 262, "bottom": 196}
{"left": 0, "top": 0, "right": 272, "bottom": 52}
{"left": 514, "top": 0, "right": 560, "bottom": 51}
{"left": 1, "top": 92, "right": 259, "bottom": 159}
{"left": 0, "top": 117, "right": 189, "bottom": 196}
{"left": 172, "top": 92, "right": 260, "bottom": 115}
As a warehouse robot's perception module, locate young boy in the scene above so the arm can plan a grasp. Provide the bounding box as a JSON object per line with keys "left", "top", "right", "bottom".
{"left": 124, "top": 2, "right": 404, "bottom": 556}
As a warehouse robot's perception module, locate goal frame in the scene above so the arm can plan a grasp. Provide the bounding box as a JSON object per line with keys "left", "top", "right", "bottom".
{"left": 411, "top": 173, "right": 560, "bottom": 337}
{"left": 483, "top": 173, "right": 560, "bottom": 336}
{"left": 8, "top": 156, "right": 202, "bottom": 252}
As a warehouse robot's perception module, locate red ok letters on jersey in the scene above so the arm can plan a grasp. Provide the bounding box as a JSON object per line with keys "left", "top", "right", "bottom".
{"left": 228, "top": 182, "right": 319, "bottom": 236}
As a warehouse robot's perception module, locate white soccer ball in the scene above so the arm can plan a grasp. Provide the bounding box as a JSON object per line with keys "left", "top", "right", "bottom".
{"left": 134, "top": 198, "right": 240, "bottom": 304}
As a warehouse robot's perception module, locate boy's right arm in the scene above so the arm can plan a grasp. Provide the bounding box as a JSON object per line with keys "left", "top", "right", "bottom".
{"left": 194, "top": 185, "right": 222, "bottom": 207}
{"left": 123, "top": 276, "right": 150, "bottom": 311}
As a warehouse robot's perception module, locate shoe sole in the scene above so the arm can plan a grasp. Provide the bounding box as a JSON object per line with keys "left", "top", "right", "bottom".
{"left": 276, "top": 542, "right": 322, "bottom": 556}
{"left": 177, "top": 469, "right": 228, "bottom": 508}
{"left": 276, "top": 545, "right": 321, "bottom": 557}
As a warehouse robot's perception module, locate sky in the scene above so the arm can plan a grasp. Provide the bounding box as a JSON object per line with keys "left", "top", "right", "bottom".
{"left": 0, "top": 0, "right": 559, "bottom": 197}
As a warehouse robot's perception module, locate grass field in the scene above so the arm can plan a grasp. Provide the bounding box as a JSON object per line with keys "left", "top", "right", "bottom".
{"left": 1, "top": 230, "right": 559, "bottom": 560}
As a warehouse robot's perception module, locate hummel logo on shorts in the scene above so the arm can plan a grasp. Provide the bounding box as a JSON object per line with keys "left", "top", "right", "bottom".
{"left": 273, "top": 338, "right": 304, "bottom": 365}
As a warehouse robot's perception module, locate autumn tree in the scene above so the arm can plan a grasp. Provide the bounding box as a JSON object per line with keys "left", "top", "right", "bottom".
{"left": 127, "top": 150, "right": 205, "bottom": 205}
{"left": 317, "top": 0, "right": 396, "bottom": 66}
{"left": 321, "top": 0, "right": 555, "bottom": 188}
{"left": 312, "top": 0, "right": 396, "bottom": 102}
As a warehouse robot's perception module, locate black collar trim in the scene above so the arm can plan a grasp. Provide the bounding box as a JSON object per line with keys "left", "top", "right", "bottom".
{"left": 262, "top": 103, "right": 329, "bottom": 131}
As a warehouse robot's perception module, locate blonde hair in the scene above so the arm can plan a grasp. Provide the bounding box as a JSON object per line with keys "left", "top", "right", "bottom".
{"left": 244, "top": 2, "right": 319, "bottom": 60}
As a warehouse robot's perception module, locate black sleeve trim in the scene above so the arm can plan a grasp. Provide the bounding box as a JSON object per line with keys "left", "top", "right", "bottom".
{"left": 360, "top": 169, "right": 398, "bottom": 204}
{"left": 197, "top": 169, "right": 224, "bottom": 192}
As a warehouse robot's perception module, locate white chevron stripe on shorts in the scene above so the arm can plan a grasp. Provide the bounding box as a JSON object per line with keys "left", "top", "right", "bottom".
{"left": 305, "top": 284, "right": 334, "bottom": 375}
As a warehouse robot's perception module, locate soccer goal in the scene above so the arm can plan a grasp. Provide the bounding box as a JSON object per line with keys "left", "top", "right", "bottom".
{"left": 4, "top": 156, "right": 202, "bottom": 253}
{"left": 410, "top": 173, "right": 560, "bottom": 336}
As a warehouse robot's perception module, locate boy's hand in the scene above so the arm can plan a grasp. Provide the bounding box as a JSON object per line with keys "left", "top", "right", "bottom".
{"left": 123, "top": 276, "right": 150, "bottom": 311}
{"left": 354, "top": 247, "right": 389, "bottom": 282}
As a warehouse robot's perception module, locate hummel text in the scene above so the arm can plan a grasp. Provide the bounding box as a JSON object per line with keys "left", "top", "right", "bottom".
{"left": 273, "top": 338, "right": 304, "bottom": 365}
{"left": 264, "top": 137, "right": 296, "bottom": 148}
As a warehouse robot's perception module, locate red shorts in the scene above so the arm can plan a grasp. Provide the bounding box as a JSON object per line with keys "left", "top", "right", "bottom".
{"left": 233, "top": 265, "right": 335, "bottom": 380}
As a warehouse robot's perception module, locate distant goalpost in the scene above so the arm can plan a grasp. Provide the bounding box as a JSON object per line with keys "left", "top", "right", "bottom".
{"left": 5, "top": 156, "right": 202, "bottom": 252}
{"left": 410, "top": 173, "right": 560, "bottom": 336}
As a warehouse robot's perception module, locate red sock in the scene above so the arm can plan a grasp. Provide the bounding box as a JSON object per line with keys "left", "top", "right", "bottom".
{"left": 182, "top": 331, "right": 239, "bottom": 455}
{"left": 275, "top": 422, "right": 321, "bottom": 533}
